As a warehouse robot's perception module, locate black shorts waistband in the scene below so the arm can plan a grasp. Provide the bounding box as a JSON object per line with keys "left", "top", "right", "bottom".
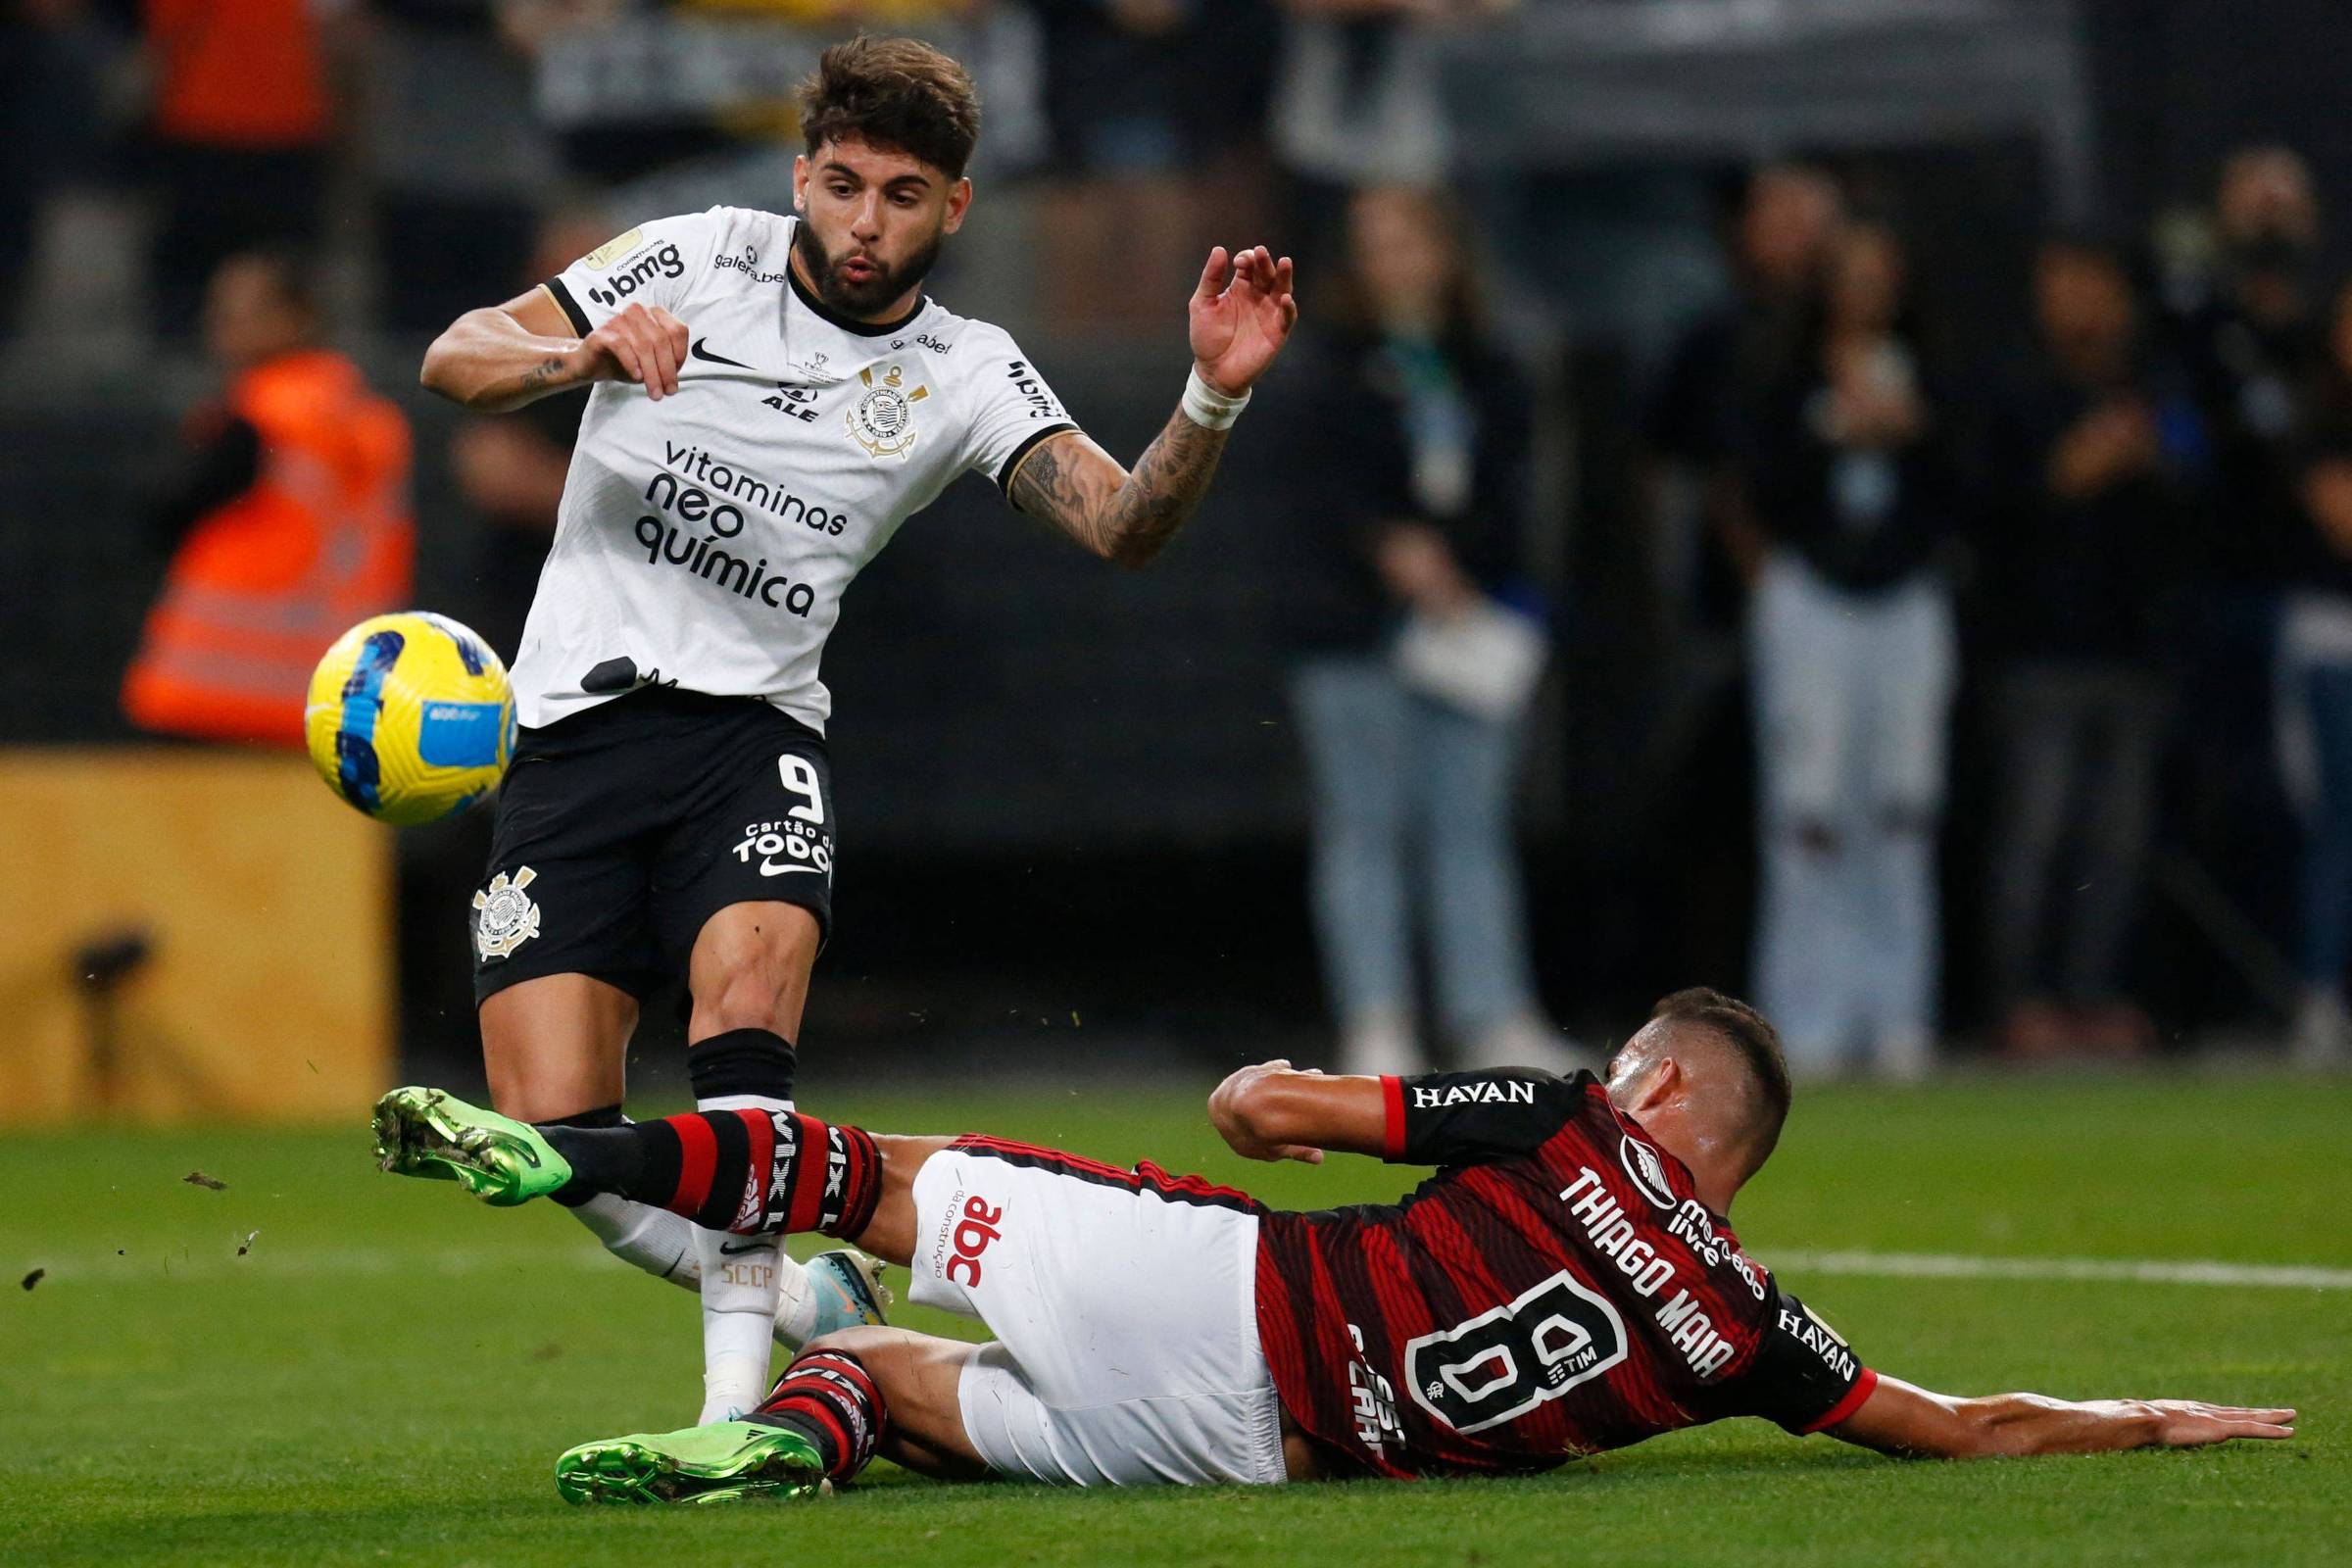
{"left": 520, "top": 687, "right": 823, "bottom": 747}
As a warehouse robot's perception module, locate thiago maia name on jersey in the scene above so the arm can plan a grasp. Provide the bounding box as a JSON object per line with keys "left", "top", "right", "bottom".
{"left": 510, "top": 205, "right": 1077, "bottom": 736}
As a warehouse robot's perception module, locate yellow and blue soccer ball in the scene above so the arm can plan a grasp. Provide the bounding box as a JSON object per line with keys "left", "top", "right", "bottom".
{"left": 305, "top": 612, "right": 514, "bottom": 826}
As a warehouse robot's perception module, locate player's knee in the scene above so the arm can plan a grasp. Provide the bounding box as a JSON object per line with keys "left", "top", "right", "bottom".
{"left": 802, "top": 1326, "right": 892, "bottom": 1363}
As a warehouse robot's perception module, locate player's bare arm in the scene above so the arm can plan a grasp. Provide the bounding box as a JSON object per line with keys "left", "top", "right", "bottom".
{"left": 1828, "top": 1372, "right": 2296, "bottom": 1458}
{"left": 419, "top": 287, "right": 689, "bottom": 413}
{"left": 1208, "top": 1058, "right": 1385, "bottom": 1163}
{"left": 1009, "top": 246, "right": 1298, "bottom": 567}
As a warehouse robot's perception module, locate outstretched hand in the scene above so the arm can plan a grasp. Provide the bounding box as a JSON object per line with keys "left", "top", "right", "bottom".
{"left": 2146, "top": 1400, "right": 2298, "bottom": 1447}
{"left": 1190, "top": 246, "right": 1298, "bottom": 397}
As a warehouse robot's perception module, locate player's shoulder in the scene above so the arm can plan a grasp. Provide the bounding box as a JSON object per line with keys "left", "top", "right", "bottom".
{"left": 911, "top": 307, "right": 1067, "bottom": 416}
{"left": 906, "top": 303, "right": 1014, "bottom": 370}
{"left": 686, "top": 206, "right": 793, "bottom": 279}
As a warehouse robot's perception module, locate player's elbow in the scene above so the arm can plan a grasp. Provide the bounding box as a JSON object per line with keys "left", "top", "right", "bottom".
{"left": 1104, "top": 531, "right": 1164, "bottom": 570}
{"left": 1226, "top": 1073, "right": 1321, "bottom": 1147}
{"left": 418, "top": 331, "right": 467, "bottom": 404}
{"left": 1208, "top": 1070, "right": 1290, "bottom": 1145}
{"left": 419, "top": 312, "right": 505, "bottom": 408}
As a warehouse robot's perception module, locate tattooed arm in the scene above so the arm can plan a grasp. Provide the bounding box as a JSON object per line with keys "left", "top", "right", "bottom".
{"left": 1008, "top": 245, "right": 1298, "bottom": 568}
{"left": 1007, "top": 419, "right": 1231, "bottom": 567}
{"left": 421, "top": 286, "right": 689, "bottom": 413}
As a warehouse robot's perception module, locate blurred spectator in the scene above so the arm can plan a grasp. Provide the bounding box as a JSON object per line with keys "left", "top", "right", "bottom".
{"left": 1032, "top": 0, "right": 1271, "bottom": 173}
{"left": 2, "top": 0, "right": 103, "bottom": 332}
{"left": 139, "top": 0, "right": 355, "bottom": 338}
{"left": 1740, "top": 220, "right": 1957, "bottom": 1076}
{"left": 1030, "top": 0, "right": 1278, "bottom": 330}
{"left": 1279, "top": 184, "right": 1559, "bottom": 1077}
{"left": 1648, "top": 163, "right": 1844, "bottom": 624}
{"left": 1270, "top": 0, "right": 1511, "bottom": 267}
{"left": 2172, "top": 145, "right": 2325, "bottom": 582}
{"left": 122, "top": 250, "right": 414, "bottom": 746}
{"left": 2278, "top": 276, "right": 2352, "bottom": 1067}
{"left": 367, "top": 0, "right": 559, "bottom": 336}
{"left": 1979, "top": 237, "right": 2200, "bottom": 1059}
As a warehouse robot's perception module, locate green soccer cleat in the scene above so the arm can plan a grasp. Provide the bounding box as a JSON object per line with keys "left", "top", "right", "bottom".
{"left": 370, "top": 1086, "right": 573, "bottom": 1206}
{"left": 555, "top": 1420, "right": 830, "bottom": 1505}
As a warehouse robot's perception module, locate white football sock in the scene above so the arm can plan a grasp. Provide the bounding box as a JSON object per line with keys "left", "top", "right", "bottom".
{"left": 564, "top": 1192, "right": 702, "bottom": 1287}
{"left": 691, "top": 1093, "right": 808, "bottom": 1423}
{"left": 563, "top": 1185, "right": 830, "bottom": 1348}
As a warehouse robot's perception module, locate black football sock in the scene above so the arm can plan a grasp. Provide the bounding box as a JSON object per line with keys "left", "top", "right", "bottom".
{"left": 686, "top": 1027, "right": 799, "bottom": 1103}
{"left": 540, "top": 1103, "right": 625, "bottom": 1207}
{"left": 748, "top": 1348, "right": 886, "bottom": 1484}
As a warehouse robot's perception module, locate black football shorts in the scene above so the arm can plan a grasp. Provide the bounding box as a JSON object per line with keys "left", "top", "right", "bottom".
{"left": 469, "top": 687, "right": 837, "bottom": 1004}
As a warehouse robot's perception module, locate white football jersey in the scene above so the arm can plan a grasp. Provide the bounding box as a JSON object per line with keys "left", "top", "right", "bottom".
{"left": 510, "top": 206, "right": 1078, "bottom": 733}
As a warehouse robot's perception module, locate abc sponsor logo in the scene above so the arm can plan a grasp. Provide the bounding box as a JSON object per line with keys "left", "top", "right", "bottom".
{"left": 944, "top": 1194, "right": 1004, "bottom": 1287}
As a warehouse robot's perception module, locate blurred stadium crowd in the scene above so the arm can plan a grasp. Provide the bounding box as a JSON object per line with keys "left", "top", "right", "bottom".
{"left": 8, "top": 0, "right": 2352, "bottom": 1083}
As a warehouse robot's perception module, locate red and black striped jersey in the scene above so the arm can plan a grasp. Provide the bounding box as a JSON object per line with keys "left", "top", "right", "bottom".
{"left": 1253, "top": 1069, "right": 1875, "bottom": 1479}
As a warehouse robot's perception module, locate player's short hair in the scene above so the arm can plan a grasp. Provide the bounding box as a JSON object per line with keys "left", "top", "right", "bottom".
{"left": 1646, "top": 988, "right": 1792, "bottom": 1172}
{"left": 799, "top": 35, "right": 981, "bottom": 180}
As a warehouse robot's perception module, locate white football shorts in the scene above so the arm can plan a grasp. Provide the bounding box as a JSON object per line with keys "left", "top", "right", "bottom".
{"left": 906, "top": 1138, "right": 1288, "bottom": 1487}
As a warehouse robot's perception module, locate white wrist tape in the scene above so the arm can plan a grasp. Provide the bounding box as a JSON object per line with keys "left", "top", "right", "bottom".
{"left": 1182, "top": 366, "right": 1251, "bottom": 430}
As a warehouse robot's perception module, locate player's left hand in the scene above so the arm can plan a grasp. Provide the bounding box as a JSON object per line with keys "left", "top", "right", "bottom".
{"left": 1190, "top": 246, "right": 1298, "bottom": 398}
{"left": 2145, "top": 1400, "right": 2298, "bottom": 1447}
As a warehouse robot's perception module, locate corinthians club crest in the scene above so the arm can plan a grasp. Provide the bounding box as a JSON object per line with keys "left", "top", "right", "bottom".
{"left": 847, "top": 363, "right": 929, "bottom": 460}
{"left": 472, "top": 866, "right": 541, "bottom": 960}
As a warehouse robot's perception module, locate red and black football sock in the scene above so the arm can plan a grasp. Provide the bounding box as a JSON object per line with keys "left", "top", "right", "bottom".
{"left": 747, "top": 1349, "right": 885, "bottom": 1485}
{"left": 542, "top": 1107, "right": 882, "bottom": 1239}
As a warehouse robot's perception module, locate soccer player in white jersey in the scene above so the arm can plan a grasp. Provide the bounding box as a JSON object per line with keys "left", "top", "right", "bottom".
{"left": 416, "top": 34, "right": 1298, "bottom": 1424}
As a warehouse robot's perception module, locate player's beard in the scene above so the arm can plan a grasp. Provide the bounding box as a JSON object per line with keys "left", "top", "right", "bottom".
{"left": 793, "top": 220, "right": 942, "bottom": 319}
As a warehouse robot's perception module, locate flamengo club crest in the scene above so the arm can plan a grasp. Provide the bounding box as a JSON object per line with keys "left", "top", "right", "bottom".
{"left": 472, "top": 866, "right": 541, "bottom": 960}
{"left": 847, "top": 364, "right": 929, "bottom": 460}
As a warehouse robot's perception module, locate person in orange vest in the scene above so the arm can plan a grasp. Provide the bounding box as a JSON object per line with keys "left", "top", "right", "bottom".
{"left": 122, "top": 250, "right": 415, "bottom": 748}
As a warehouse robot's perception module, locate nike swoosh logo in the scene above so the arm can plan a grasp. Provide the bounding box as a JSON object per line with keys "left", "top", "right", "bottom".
{"left": 758, "top": 862, "right": 823, "bottom": 877}
{"left": 690, "top": 337, "right": 752, "bottom": 369}
{"left": 718, "top": 1238, "right": 776, "bottom": 1256}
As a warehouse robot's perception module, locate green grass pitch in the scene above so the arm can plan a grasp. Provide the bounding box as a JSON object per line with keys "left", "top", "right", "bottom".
{"left": 3, "top": 1072, "right": 2346, "bottom": 1566}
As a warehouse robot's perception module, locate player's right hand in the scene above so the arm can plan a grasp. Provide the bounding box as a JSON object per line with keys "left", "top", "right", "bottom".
{"left": 575, "top": 303, "right": 689, "bottom": 400}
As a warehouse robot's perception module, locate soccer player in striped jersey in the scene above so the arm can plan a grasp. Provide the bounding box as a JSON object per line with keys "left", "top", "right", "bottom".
{"left": 373, "top": 988, "right": 2294, "bottom": 1501}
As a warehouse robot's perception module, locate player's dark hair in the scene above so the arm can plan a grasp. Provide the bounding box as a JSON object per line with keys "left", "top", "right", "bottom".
{"left": 1647, "top": 988, "right": 1792, "bottom": 1169}
{"left": 799, "top": 35, "right": 981, "bottom": 180}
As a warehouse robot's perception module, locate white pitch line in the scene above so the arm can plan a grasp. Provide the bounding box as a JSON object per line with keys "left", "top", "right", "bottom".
{"left": 1776, "top": 1250, "right": 2352, "bottom": 1292}
{"left": 18, "top": 1243, "right": 2352, "bottom": 1291}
